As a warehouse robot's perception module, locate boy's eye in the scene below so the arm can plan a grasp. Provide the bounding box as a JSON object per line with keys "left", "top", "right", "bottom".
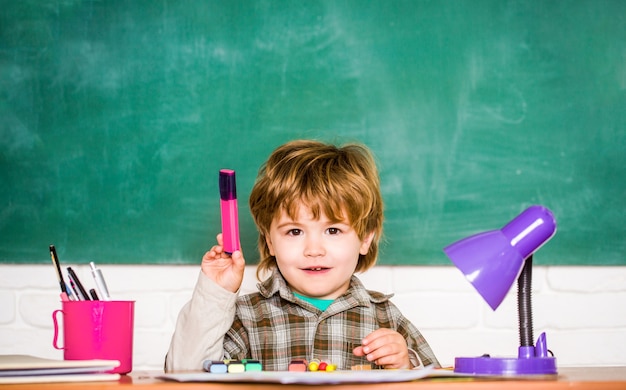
{"left": 327, "top": 227, "right": 341, "bottom": 235}
{"left": 287, "top": 229, "right": 302, "bottom": 236}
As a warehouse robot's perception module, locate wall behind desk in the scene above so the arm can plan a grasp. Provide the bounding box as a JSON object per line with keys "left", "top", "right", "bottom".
{"left": 2, "top": 264, "right": 626, "bottom": 369}
{"left": 1, "top": 1, "right": 624, "bottom": 265}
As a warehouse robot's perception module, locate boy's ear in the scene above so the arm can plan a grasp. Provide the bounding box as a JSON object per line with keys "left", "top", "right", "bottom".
{"left": 359, "top": 231, "right": 376, "bottom": 255}
{"left": 265, "top": 235, "right": 275, "bottom": 256}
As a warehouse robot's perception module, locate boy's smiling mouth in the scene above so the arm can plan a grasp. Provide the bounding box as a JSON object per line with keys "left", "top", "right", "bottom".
{"left": 303, "top": 267, "right": 330, "bottom": 272}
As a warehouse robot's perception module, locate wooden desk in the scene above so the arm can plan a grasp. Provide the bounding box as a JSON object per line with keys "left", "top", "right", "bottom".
{"left": 2, "top": 367, "right": 625, "bottom": 389}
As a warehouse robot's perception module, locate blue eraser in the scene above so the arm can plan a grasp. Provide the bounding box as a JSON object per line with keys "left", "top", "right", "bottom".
{"left": 202, "top": 360, "right": 228, "bottom": 373}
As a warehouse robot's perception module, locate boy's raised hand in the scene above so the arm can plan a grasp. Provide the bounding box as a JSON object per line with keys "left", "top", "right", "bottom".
{"left": 201, "top": 233, "right": 245, "bottom": 293}
{"left": 353, "top": 328, "right": 411, "bottom": 369}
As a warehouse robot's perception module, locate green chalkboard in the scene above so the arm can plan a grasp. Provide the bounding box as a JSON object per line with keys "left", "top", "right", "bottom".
{"left": 1, "top": 1, "right": 624, "bottom": 265}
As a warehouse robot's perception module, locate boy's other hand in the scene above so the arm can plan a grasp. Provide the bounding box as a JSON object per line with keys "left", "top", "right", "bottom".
{"left": 353, "top": 328, "right": 411, "bottom": 369}
{"left": 201, "top": 233, "right": 245, "bottom": 293}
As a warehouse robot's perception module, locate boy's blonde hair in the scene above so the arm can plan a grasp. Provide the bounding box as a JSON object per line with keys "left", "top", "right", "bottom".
{"left": 249, "top": 140, "right": 384, "bottom": 279}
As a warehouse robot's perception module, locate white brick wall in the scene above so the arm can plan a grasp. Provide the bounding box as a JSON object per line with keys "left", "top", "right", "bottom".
{"left": 1, "top": 264, "right": 624, "bottom": 370}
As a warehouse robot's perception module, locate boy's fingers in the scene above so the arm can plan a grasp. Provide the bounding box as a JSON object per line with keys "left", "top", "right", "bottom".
{"left": 231, "top": 250, "right": 246, "bottom": 268}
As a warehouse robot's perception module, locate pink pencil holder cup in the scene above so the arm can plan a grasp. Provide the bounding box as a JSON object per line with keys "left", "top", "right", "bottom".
{"left": 52, "top": 300, "right": 135, "bottom": 374}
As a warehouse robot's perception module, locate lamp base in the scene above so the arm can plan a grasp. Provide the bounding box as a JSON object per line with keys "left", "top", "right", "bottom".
{"left": 454, "top": 355, "right": 557, "bottom": 376}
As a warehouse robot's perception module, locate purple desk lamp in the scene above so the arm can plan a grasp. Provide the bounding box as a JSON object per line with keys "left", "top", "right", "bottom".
{"left": 443, "top": 205, "right": 557, "bottom": 376}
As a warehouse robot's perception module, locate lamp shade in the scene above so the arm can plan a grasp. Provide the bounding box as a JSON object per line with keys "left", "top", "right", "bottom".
{"left": 443, "top": 205, "right": 556, "bottom": 310}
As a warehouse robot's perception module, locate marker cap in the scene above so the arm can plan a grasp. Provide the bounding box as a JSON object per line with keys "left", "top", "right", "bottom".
{"left": 219, "top": 169, "right": 236, "bottom": 200}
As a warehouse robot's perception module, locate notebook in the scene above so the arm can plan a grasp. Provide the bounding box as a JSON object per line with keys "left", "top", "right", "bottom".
{"left": 0, "top": 355, "right": 120, "bottom": 384}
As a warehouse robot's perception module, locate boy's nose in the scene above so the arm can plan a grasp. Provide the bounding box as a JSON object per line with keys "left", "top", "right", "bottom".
{"left": 304, "top": 235, "right": 326, "bottom": 257}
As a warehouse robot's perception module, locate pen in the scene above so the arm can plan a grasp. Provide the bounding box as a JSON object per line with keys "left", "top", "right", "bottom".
{"left": 67, "top": 267, "right": 91, "bottom": 301}
{"left": 65, "top": 282, "right": 77, "bottom": 301}
{"left": 90, "top": 262, "right": 111, "bottom": 300}
{"left": 67, "top": 276, "right": 84, "bottom": 300}
{"left": 89, "top": 288, "right": 100, "bottom": 300}
{"left": 49, "top": 245, "right": 69, "bottom": 302}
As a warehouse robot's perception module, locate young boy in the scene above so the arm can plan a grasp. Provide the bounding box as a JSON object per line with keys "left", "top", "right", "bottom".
{"left": 165, "top": 140, "right": 439, "bottom": 372}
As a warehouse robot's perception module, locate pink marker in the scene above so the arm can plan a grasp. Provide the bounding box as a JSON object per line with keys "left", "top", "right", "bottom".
{"left": 219, "top": 169, "right": 240, "bottom": 254}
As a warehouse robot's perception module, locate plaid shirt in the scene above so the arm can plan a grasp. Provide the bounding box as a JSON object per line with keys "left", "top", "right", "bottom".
{"left": 223, "top": 269, "right": 440, "bottom": 371}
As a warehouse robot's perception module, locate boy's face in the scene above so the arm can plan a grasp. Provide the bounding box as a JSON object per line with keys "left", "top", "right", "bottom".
{"left": 266, "top": 205, "right": 375, "bottom": 300}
